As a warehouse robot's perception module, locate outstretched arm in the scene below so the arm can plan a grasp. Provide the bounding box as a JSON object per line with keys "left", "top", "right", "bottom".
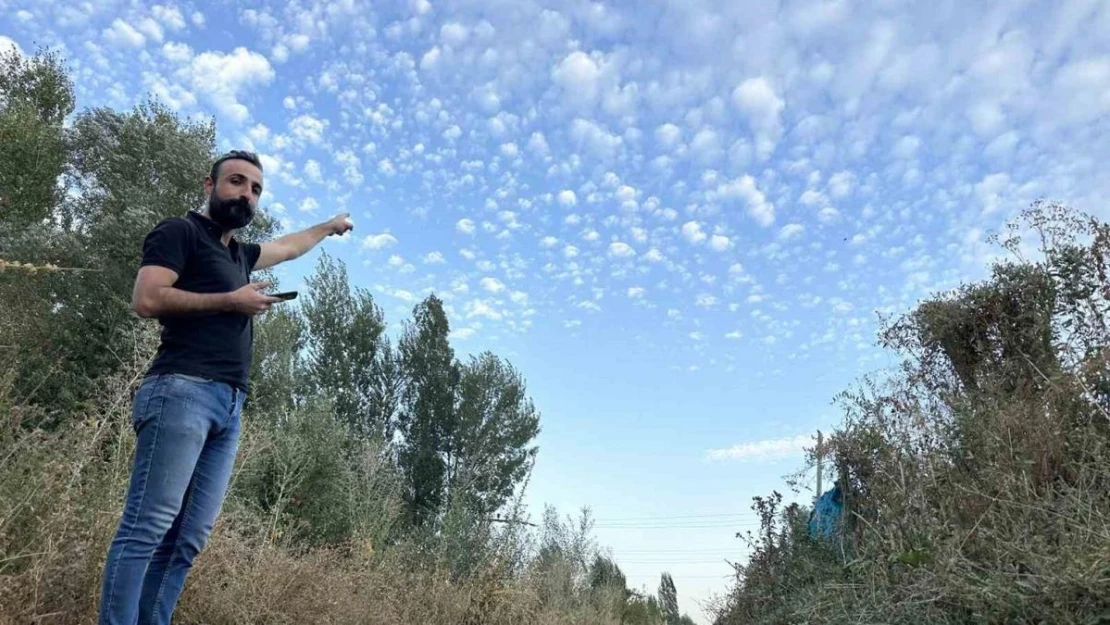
{"left": 255, "top": 213, "right": 354, "bottom": 271}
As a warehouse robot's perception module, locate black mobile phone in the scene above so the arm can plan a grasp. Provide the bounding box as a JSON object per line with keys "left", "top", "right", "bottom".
{"left": 270, "top": 291, "right": 298, "bottom": 301}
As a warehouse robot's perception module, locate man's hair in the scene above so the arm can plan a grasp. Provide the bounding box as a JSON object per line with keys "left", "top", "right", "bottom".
{"left": 209, "top": 150, "right": 263, "bottom": 182}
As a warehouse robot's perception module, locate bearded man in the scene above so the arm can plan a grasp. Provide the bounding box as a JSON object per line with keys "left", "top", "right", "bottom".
{"left": 98, "top": 150, "right": 353, "bottom": 624}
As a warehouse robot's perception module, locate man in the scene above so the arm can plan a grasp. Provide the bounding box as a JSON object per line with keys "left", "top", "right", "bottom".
{"left": 98, "top": 150, "right": 353, "bottom": 625}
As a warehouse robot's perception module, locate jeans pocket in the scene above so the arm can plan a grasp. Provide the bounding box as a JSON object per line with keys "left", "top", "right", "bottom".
{"left": 131, "top": 376, "right": 164, "bottom": 430}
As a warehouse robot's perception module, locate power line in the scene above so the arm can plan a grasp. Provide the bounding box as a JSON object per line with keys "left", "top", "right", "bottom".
{"left": 593, "top": 522, "right": 762, "bottom": 529}
{"left": 592, "top": 512, "right": 759, "bottom": 522}
{"left": 612, "top": 550, "right": 741, "bottom": 555}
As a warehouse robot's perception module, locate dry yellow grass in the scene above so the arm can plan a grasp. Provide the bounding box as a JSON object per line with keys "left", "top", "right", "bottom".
{"left": 0, "top": 330, "right": 626, "bottom": 625}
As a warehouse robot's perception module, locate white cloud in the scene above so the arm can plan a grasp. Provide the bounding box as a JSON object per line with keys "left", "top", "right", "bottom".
{"left": 304, "top": 159, "right": 323, "bottom": 182}
{"left": 528, "top": 132, "right": 550, "bottom": 154}
{"left": 570, "top": 118, "right": 622, "bottom": 160}
{"left": 892, "top": 135, "right": 921, "bottom": 160}
{"left": 456, "top": 218, "right": 476, "bottom": 234}
{"left": 443, "top": 124, "right": 462, "bottom": 140}
{"left": 424, "top": 251, "right": 445, "bottom": 264}
{"left": 709, "top": 234, "right": 732, "bottom": 251}
{"left": 689, "top": 128, "right": 721, "bottom": 161}
{"left": 290, "top": 114, "right": 327, "bottom": 145}
{"left": 779, "top": 223, "right": 805, "bottom": 240}
{"left": 558, "top": 190, "right": 578, "bottom": 206}
{"left": 467, "top": 299, "right": 503, "bottom": 321}
{"left": 298, "top": 197, "right": 319, "bottom": 213}
{"left": 608, "top": 241, "right": 635, "bottom": 258}
{"left": 696, "top": 294, "right": 717, "bottom": 308}
{"left": 363, "top": 233, "right": 398, "bottom": 250}
{"left": 717, "top": 175, "right": 775, "bottom": 226}
{"left": 975, "top": 173, "right": 1012, "bottom": 214}
{"left": 336, "top": 150, "right": 363, "bottom": 185}
{"left": 1051, "top": 57, "right": 1110, "bottom": 127}
{"left": 136, "top": 18, "right": 165, "bottom": 43}
{"left": 828, "top": 171, "right": 855, "bottom": 198}
{"left": 178, "top": 47, "right": 275, "bottom": 123}
{"left": 553, "top": 51, "right": 602, "bottom": 107}
{"left": 480, "top": 277, "right": 506, "bottom": 293}
{"left": 627, "top": 287, "right": 645, "bottom": 298}
{"left": 732, "top": 76, "right": 785, "bottom": 159}
{"left": 451, "top": 327, "right": 477, "bottom": 340}
{"left": 103, "top": 19, "right": 146, "bottom": 48}
{"left": 441, "top": 22, "right": 469, "bottom": 46}
{"left": 681, "top": 221, "right": 707, "bottom": 244}
{"left": 540, "top": 236, "right": 559, "bottom": 248}
{"left": 705, "top": 435, "right": 812, "bottom": 462}
{"left": 655, "top": 123, "right": 682, "bottom": 150}
{"left": 152, "top": 5, "right": 186, "bottom": 30}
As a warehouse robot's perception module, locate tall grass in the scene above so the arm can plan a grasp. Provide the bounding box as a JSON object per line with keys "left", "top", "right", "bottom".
{"left": 712, "top": 202, "right": 1110, "bottom": 625}
{"left": 0, "top": 323, "right": 635, "bottom": 625}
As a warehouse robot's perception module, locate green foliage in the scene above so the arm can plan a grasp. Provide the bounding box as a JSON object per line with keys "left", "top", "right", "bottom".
{"left": 232, "top": 396, "right": 404, "bottom": 549}
{"left": 451, "top": 352, "right": 541, "bottom": 517}
{"left": 301, "top": 252, "right": 396, "bottom": 441}
{"left": 397, "top": 294, "right": 460, "bottom": 525}
{"left": 658, "top": 573, "right": 679, "bottom": 625}
{"left": 714, "top": 202, "right": 1110, "bottom": 625}
{"left": 0, "top": 46, "right": 73, "bottom": 237}
{"left": 248, "top": 305, "right": 307, "bottom": 419}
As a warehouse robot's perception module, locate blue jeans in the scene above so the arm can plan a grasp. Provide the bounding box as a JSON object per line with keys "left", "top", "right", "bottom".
{"left": 99, "top": 373, "right": 245, "bottom": 625}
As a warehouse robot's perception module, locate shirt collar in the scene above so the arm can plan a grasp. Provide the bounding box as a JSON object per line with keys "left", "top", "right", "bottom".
{"left": 187, "top": 210, "right": 238, "bottom": 247}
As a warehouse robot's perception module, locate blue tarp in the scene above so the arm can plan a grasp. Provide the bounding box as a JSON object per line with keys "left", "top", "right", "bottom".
{"left": 808, "top": 484, "right": 843, "bottom": 539}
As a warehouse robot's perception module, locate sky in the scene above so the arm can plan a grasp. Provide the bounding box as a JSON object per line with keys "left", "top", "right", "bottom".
{"left": 4, "top": 0, "right": 1110, "bottom": 621}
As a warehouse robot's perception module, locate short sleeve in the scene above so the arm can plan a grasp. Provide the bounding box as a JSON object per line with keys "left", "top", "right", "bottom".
{"left": 140, "top": 217, "right": 192, "bottom": 274}
{"left": 243, "top": 242, "right": 262, "bottom": 273}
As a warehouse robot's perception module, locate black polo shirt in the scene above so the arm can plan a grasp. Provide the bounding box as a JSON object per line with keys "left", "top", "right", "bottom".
{"left": 139, "top": 210, "right": 262, "bottom": 391}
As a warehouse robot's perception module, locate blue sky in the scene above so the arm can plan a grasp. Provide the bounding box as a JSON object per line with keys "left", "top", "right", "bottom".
{"left": 5, "top": 0, "right": 1110, "bottom": 621}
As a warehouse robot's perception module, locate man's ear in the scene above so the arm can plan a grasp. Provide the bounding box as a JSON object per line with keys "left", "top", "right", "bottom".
{"left": 203, "top": 176, "right": 215, "bottom": 196}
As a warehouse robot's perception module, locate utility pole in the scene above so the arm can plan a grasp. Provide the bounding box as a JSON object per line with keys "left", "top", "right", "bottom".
{"left": 815, "top": 430, "right": 823, "bottom": 497}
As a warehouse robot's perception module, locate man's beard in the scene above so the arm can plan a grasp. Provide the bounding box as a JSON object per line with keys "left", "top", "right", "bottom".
{"left": 208, "top": 194, "right": 254, "bottom": 231}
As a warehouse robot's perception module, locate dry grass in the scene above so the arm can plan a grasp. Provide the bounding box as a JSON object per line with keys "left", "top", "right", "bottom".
{"left": 0, "top": 325, "right": 627, "bottom": 625}
{"left": 713, "top": 203, "right": 1110, "bottom": 625}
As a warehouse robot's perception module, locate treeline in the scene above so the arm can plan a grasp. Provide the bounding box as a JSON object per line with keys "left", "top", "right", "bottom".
{"left": 0, "top": 47, "right": 699, "bottom": 624}
{"left": 713, "top": 202, "right": 1110, "bottom": 624}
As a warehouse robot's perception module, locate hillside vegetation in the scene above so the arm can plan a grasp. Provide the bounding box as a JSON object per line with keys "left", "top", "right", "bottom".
{"left": 713, "top": 201, "right": 1110, "bottom": 624}
{"left": 0, "top": 49, "right": 699, "bottom": 625}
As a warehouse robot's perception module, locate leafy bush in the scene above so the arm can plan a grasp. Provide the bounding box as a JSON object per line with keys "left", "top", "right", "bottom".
{"left": 713, "top": 202, "right": 1110, "bottom": 625}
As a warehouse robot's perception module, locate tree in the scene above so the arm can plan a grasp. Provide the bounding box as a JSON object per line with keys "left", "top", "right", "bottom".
{"left": 34, "top": 100, "right": 225, "bottom": 415}
{"left": 397, "top": 294, "right": 459, "bottom": 525}
{"left": 449, "top": 352, "right": 540, "bottom": 517}
{"left": 301, "top": 252, "right": 396, "bottom": 441}
{"left": 659, "top": 572, "right": 679, "bottom": 625}
{"left": 0, "top": 46, "right": 73, "bottom": 240}
{"left": 248, "top": 305, "right": 307, "bottom": 419}
{"left": 0, "top": 48, "right": 76, "bottom": 416}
